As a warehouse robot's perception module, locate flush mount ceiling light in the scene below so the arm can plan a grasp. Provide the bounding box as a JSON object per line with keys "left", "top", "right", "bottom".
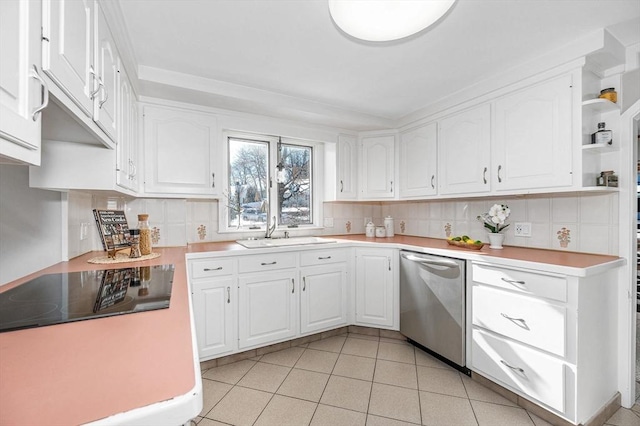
{"left": 328, "top": 0, "right": 456, "bottom": 42}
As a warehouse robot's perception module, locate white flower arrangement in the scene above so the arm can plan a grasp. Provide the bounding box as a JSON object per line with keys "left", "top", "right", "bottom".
{"left": 477, "top": 204, "right": 511, "bottom": 234}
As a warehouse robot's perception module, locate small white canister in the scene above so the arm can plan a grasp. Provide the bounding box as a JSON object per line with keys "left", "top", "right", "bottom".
{"left": 384, "top": 216, "right": 394, "bottom": 237}
{"left": 375, "top": 226, "right": 386, "bottom": 238}
{"left": 365, "top": 222, "right": 375, "bottom": 238}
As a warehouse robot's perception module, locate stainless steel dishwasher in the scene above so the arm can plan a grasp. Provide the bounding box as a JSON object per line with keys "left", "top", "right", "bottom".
{"left": 399, "top": 250, "right": 469, "bottom": 374}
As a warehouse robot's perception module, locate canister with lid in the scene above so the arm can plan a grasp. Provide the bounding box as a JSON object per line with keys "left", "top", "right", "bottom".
{"left": 365, "top": 222, "right": 376, "bottom": 238}
{"left": 375, "top": 226, "right": 386, "bottom": 238}
{"left": 384, "top": 216, "right": 394, "bottom": 237}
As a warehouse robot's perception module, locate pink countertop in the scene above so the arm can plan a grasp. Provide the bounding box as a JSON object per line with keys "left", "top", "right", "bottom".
{"left": 0, "top": 247, "right": 195, "bottom": 426}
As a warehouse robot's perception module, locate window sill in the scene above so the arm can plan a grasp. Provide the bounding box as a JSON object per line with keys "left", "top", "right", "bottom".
{"left": 217, "top": 225, "right": 326, "bottom": 235}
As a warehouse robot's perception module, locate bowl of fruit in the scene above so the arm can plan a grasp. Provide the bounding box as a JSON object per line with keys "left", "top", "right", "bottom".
{"left": 446, "top": 235, "right": 484, "bottom": 250}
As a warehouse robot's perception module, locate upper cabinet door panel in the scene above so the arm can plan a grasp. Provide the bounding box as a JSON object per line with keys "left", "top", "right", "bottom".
{"left": 438, "top": 105, "right": 491, "bottom": 195}
{"left": 493, "top": 74, "right": 573, "bottom": 190}
{"left": 93, "top": 4, "right": 118, "bottom": 142}
{"left": 42, "top": 0, "right": 94, "bottom": 116}
{"left": 361, "top": 134, "right": 395, "bottom": 199}
{"left": 143, "top": 105, "right": 218, "bottom": 195}
{"left": 399, "top": 123, "right": 437, "bottom": 198}
{"left": 336, "top": 134, "right": 358, "bottom": 200}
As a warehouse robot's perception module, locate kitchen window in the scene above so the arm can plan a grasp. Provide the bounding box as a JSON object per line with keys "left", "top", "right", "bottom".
{"left": 224, "top": 132, "right": 316, "bottom": 232}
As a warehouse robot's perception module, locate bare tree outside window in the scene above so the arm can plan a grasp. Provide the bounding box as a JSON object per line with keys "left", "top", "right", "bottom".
{"left": 278, "top": 144, "right": 312, "bottom": 226}
{"left": 228, "top": 138, "right": 269, "bottom": 228}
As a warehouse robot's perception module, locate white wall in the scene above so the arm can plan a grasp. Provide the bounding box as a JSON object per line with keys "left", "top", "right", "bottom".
{"left": 0, "top": 165, "right": 63, "bottom": 285}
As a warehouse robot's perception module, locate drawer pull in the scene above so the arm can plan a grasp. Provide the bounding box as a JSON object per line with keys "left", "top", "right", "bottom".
{"left": 261, "top": 261, "right": 277, "bottom": 266}
{"left": 500, "top": 359, "right": 525, "bottom": 374}
{"left": 500, "top": 277, "right": 526, "bottom": 286}
{"left": 204, "top": 267, "right": 223, "bottom": 271}
{"left": 291, "top": 278, "right": 295, "bottom": 294}
{"left": 227, "top": 287, "right": 230, "bottom": 304}
{"left": 318, "top": 256, "right": 332, "bottom": 260}
{"left": 500, "top": 313, "right": 529, "bottom": 330}
{"left": 303, "top": 276, "right": 306, "bottom": 291}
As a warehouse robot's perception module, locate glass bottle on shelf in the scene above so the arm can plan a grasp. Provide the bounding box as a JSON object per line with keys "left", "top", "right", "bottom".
{"left": 128, "top": 229, "right": 141, "bottom": 258}
{"left": 137, "top": 214, "right": 152, "bottom": 255}
{"left": 591, "top": 122, "right": 613, "bottom": 145}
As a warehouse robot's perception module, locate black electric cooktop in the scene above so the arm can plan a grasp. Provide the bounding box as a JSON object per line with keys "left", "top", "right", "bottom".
{"left": 0, "top": 264, "right": 174, "bottom": 333}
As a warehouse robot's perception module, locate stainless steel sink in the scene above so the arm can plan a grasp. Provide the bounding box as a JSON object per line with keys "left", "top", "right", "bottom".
{"left": 235, "top": 236, "right": 337, "bottom": 248}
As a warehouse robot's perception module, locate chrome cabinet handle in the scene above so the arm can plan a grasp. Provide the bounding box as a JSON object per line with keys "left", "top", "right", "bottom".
{"left": 500, "top": 360, "right": 525, "bottom": 374}
{"left": 340, "top": 180, "right": 343, "bottom": 192}
{"left": 497, "top": 165, "right": 502, "bottom": 183}
{"left": 303, "top": 277, "right": 306, "bottom": 291}
{"left": 98, "top": 80, "right": 108, "bottom": 108}
{"left": 89, "top": 66, "right": 100, "bottom": 99}
{"left": 318, "top": 256, "right": 331, "bottom": 260}
{"left": 483, "top": 167, "right": 487, "bottom": 184}
{"left": 212, "top": 173, "right": 215, "bottom": 188}
{"left": 261, "top": 261, "right": 277, "bottom": 266}
{"left": 388, "top": 257, "right": 391, "bottom": 271}
{"left": 204, "top": 267, "right": 223, "bottom": 271}
{"left": 501, "top": 277, "right": 525, "bottom": 286}
{"left": 390, "top": 181, "right": 393, "bottom": 193}
{"left": 30, "top": 65, "right": 49, "bottom": 121}
{"left": 501, "top": 313, "right": 528, "bottom": 329}
{"left": 291, "top": 278, "right": 295, "bottom": 293}
{"left": 226, "top": 286, "right": 230, "bottom": 303}
{"left": 431, "top": 175, "right": 435, "bottom": 189}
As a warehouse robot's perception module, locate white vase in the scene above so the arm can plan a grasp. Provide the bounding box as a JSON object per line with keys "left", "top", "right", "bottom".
{"left": 488, "top": 233, "right": 505, "bottom": 249}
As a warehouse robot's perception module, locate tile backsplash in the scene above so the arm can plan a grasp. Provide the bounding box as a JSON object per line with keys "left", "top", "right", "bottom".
{"left": 78, "top": 191, "right": 620, "bottom": 256}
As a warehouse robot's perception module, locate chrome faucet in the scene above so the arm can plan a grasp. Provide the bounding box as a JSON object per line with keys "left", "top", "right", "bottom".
{"left": 262, "top": 200, "right": 277, "bottom": 238}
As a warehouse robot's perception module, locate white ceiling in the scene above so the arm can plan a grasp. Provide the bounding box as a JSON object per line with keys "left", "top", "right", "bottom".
{"left": 116, "top": 0, "right": 640, "bottom": 130}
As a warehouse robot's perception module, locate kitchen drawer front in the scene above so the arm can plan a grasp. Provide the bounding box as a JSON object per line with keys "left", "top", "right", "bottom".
{"left": 300, "top": 248, "right": 348, "bottom": 266}
{"left": 191, "top": 258, "right": 235, "bottom": 279}
{"left": 472, "top": 285, "right": 567, "bottom": 357}
{"left": 238, "top": 253, "right": 297, "bottom": 273}
{"left": 472, "top": 328, "right": 565, "bottom": 413}
{"left": 472, "top": 263, "right": 567, "bottom": 302}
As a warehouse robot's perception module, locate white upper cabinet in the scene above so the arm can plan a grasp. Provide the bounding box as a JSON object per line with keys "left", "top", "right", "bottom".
{"left": 438, "top": 104, "right": 491, "bottom": 195}
{"left": 399, "top": 122, "right": 437, "bottom": 198}
{"left": 42, "top": 0, "right": 95, "bottom": 116}
{"left": 93, "top": 5, "right": 118, "bottom": 142}
{"left": 0, "top": 0, "right": 45, "bottom": 166}
{"left": 360, "top": 133, "right": 396, "bottom": 199}
{"left": 493, "top": 74, "right": 573, "bottom": 190}
{"left": 116, "top": 64, "right": 138, "bottom": 192}
{"left": 336, "top": 134, "right": 358, "bottom": 200}
{"left": 143, "top": 105, "right": 219, "bottom": 196}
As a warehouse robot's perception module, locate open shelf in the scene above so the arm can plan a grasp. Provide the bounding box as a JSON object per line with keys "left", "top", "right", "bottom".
{"left": 582, "top": 142, "right": 616, "bottom": 153}
{"left": 582, "top": 98, "right": 620, "bottom": 113}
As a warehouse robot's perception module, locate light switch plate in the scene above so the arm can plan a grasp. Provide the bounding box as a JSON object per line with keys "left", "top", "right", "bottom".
{"left": 323, "top": 217, "right": 334, "bottom": 228}
{"left": 514, "top": 222, "right": 532, "bottom": 237}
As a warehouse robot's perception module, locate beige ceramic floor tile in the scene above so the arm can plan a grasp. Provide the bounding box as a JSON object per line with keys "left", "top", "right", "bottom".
{"left": 419, "top": 391, "right": 478, "bottom": 426}
{"left": 366, "top": 414, "right": 420, "bottom": 426}
{"left": 199, "top": 379, "right": 232, "bottom": 417}
{"left": 633, "top": 403, "right": 640, "bottom": 415}
{"left": 414, "top": 347, "right": 456, "bottom": 370}
{"left": 347, "top": 333, "right": 380, "bottom": 342}
{"left": 377, "top": 342, "right": 416, "bottom": 364}
{"left": 207, "top": 386, "right": 272, "bottom": 426}
{"left": 460, "top": 373, "right": 518, "bottom": 407}
{"left": 341, "top": 338, "right": 379, "bottom": 358}
{"left": 368, "top": 383, "right": 421, "bottom": 424}
{"left": 202, "top": 360, "right": 256, "bottom": 385}
{"left": 254, "top": 394, "right": 317, "bottom": 426}
{"left": 295, "top": 349, "right": 339, "bottom": 374}
{"left": 310, "top": 404, "right": 367, "bottom": 426}
{"left": 379, "top": 337, "right": 409, "bottom": 345}
{"left": 236, "top": 361, "right": 291, "bottom": 393}
{"left": 605, "top": 407, "right": 640, "bottom": 426}
{"left": 471, "top": 400, "right": 534, "bottom": 426}
{"left": 417, "top": 365, "right": 467, "bottom": 398}
{"left": 198, "top": 418, "right": 231, "bottom": 426}
{"left": 373, "top": 359, "right": 418, "bottom": 389}
{"left": 258, "top": 346, "right": 305, "bottom": 367}
{"left": 277, "top": 368, "right": 330, "bottom": 402}
{"left": 332, "top": 354, "right": 376, "bottom": 381}
{"left": 308, "top": 336, "right": 347, "bottom": 353}
{"left": 320, "top": 375, "right": 372, "bottom": 413}
{"left": 528, "top": 411, "right": 554, "bottom": 426}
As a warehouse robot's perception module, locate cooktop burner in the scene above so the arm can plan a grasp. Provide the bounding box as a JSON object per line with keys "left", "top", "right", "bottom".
{"left": 0, "top": 264, "right": 174, "bottom": 333}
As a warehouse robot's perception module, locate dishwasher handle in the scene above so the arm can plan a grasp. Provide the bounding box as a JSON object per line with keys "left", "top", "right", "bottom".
{"left": 401, "top": 253, "right": 460, "bottom": 269}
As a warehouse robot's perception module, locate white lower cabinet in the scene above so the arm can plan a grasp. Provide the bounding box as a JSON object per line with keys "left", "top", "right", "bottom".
{"left": 300, "top": 263, "right": 348, "bottom": 335}
{"left": 355, "top": 248, "right": 397, "bottom": 329}
{"left": 469, "top": 262, "right": 618, "bottom": 425}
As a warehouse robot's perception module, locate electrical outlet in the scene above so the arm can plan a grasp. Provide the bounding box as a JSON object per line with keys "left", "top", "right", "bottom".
{"left": 80, "top": 223, "right": 89, "bottom": 240}
{"left": 514, "top": 222, "right": 532, "bottom": 237}
{"left": 323, "top": 217, "right": 334, "bottom": 228}
{"left": 364, "top": 217, "right": 372, "bottom": 226}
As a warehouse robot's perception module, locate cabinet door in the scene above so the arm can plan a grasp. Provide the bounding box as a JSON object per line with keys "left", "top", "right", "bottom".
{"left": 493, "top": 74, "right": 573, "bottom": 190}
{"left": 192, "top": 277, "right": 236, "bottom": 359}
{"left": 399, "top": 123, "right": 437, "bottom": 198}
{"left": 42, "top": 0, "right": 95, "bottom": 116}
{"left": 361, "top": 134, "right": 395, "bottom": 199}
{"left": 143, "top": 105, "right": 219, "bottom": 195}
{"left": 93, "top": 4, "right": 118, "bottom": 142}
{"left": 0, "top": 0, "right": 43, "bottom": 166}
{"left": 438, "top": 105, "right": 491, "bottom": 195}
{"left": 355, "top": 248, "right": 395, "bottom": 327}
{"left": 116, "top": 65, "right": 137, "bottom": 191}
{"left": 300, "top": 264, "right": 348, "bottom": 334}
{"left": 238, "top": 270, "right": 297, "bottom": 349}
{"left": 336, "top": 134, "right": 358, "bottom": 200}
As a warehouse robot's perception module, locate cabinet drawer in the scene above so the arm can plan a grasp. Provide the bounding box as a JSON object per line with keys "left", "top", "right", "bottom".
{"left": 472, "top": 285, "right": 567, "bottom": 357}
{"left": 238, "top": 253, "right": 297, "bottom": 273}
{"left": 472, "top": 263, "right": 567, "bottom": 302}
{"left": 300, "top": 249, "right": 348, "bottom": 266}
{"left": 472, "top": 328, "right": 565, "bottom": 412}
{"left": 191, "top": 258, "right": 235, "bottom": 279}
